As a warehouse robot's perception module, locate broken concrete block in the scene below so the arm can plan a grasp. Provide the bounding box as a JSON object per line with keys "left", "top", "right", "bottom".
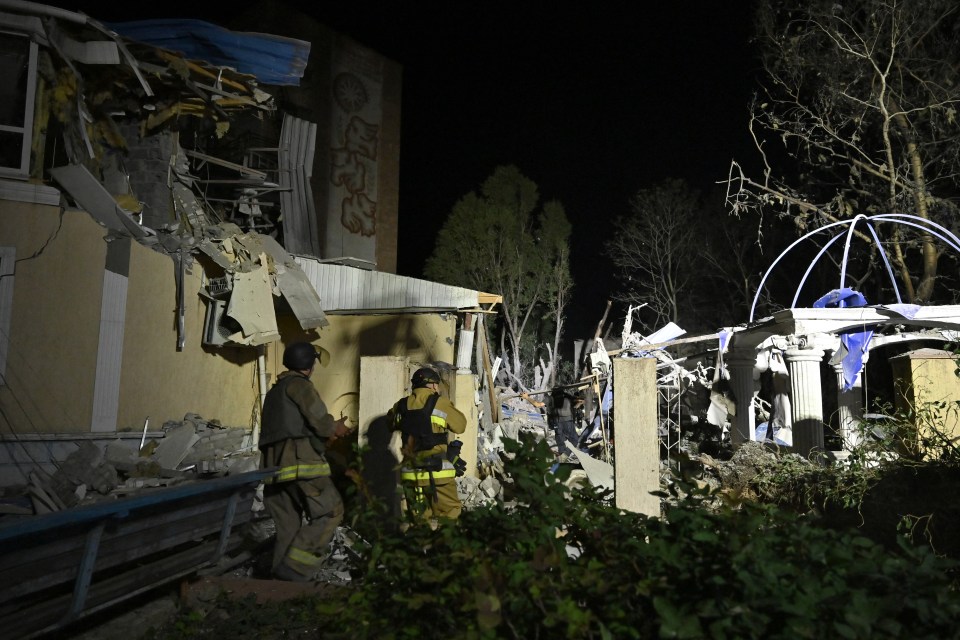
{"left": 153, "top": 423, "right": 200, "bottom": 469}
{"left": 105, "top": 440, "right": 138, "bottom": 466}
{"left": 479, "top": 476, "right": 501, "bottom": 499}
{"left": 56, "top": 441, "right": 103, "bottom": 485}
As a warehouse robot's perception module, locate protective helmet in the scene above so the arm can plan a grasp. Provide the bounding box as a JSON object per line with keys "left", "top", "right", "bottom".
{"left": 411, "top": 367, "right": 441, "bottom": 388}
{"left": 282, "top": 341, "right": 319, "bottom": 371}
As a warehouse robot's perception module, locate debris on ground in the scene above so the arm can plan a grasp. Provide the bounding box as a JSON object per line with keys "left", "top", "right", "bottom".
{"left": 0, "top": 413, "right": 259, "bottom": 520}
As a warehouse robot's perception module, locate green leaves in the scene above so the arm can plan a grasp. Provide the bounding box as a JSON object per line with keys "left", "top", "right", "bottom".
{"left": 151, "top": 431, "right": 960, "bottom": 639}
{"left": 424, "top": 165, "right": 573, "bottom": 387}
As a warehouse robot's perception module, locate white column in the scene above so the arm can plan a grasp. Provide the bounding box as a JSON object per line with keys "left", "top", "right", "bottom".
{"left": 833, "top": 362, "right": 864, "bottom": 451}
{"left": 613, "top": 358, "right": 659, "bottom": 517}
{"left": 727, "top": 352, "right": 758, "bottom": 445}
{"left": 452, "top": 372, "right": 479, "bottom": 478}
{"left": 785, "top": 342, "right": 826, "bottom": 457}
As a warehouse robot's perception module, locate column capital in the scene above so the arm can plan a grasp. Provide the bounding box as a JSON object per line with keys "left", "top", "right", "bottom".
{"left": 785, "top": 334, "right": 833, "bottom": 362}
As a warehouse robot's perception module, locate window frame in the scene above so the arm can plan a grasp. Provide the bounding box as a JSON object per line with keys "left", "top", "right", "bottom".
{"left": 0, "top": 29, "right": 38, "bottom": 179}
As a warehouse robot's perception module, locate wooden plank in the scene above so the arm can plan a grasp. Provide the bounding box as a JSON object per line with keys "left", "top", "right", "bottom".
{"left": 0, "top": 489, "right": 252, "bottom": 573}
{"left": 477, "top": 316, "right": 499, "bottom": 423}
{"left": 0, "top": 492, "right": 253, "bottom": 602}
{"left": 613, "top": 358, "right": 661, "bottom": 517}
{"left": 0, "top": 470, "right": 271, "bottom": 542}
{"left": 606, "top": 331, "right": 722, "bottom": 356}
{"left": 6, "top": 532, "right": 245, "bottom": 639}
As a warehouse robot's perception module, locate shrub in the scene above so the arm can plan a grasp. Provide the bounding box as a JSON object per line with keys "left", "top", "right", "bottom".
{"left": 329, "top": 434, "right": 960, "bottom": 639}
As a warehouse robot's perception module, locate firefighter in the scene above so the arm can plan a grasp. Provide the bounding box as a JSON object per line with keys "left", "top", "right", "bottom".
{"left": 390, "top": 367, "right": 467, "bottom": 522}
{"left": 259, "top": 341, "right": 350, "bottom": 581}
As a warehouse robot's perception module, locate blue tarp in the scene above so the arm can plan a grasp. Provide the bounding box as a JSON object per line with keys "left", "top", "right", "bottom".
{"left": 108, "top": 19, "right": 311, "bottom": 86}
{"left": 812, "top": 288, "right": 872, "bottom": 390}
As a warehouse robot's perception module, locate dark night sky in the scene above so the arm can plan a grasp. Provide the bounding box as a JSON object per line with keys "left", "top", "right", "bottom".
{"left": 48, "top": 1, "right": 761, "bottom": 338}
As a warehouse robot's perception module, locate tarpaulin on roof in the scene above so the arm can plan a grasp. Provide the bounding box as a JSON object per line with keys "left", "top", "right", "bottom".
{"left": 107, "top": 19, "right": 311, "bottom": 86}
{"left": 813, "top": 288, "right": 873, "bottom": 390}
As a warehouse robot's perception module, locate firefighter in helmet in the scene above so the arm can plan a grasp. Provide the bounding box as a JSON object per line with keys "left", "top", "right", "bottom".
{"left": 390, "top": 367, "right": 467, "bottom": 521}
{"left": 259, "top": 341, "right": 350, "bottom": 581}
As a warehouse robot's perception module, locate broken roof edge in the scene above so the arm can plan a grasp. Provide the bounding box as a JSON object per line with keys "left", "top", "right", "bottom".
{"left": 750, "top": 304, "right": 960, "bottom": 337}
{"left": 294, "top": 257, "right": 498, "bottom": 314}
{"left": 322, "top": 306, "right": 493, "bottom": 316}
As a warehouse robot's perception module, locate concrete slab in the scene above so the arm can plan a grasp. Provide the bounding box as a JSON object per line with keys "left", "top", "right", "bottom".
{"left": 153, "top": 423, "right": 200, "bottom": 470}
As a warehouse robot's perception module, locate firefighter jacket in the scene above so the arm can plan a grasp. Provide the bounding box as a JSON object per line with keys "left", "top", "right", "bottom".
{"left": 391, "top": 387, "right": 466, "bottom": 485}
{"left": 259, "top": 371, "right": 338, "bottom": 482}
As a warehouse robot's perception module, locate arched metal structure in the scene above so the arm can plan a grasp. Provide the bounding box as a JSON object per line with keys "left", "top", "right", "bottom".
{"left": 749, "top": 214, "right": 960, "bottom": 322}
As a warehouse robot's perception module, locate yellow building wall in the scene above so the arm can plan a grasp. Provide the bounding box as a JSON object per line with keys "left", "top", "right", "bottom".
{"left": 116, "top": 242, "right": 259, "bottom": 432}
{"left": 892, "top": 351, "right": 960, "bottom": 453}
{"left": 0, "top": 205, "right": 105, "bottom": 433}
{"left": 270, "top": 313, "right": 458, "bottom": 428}
{"left": 0, "top": 200, "right": 459, "bottom": 437}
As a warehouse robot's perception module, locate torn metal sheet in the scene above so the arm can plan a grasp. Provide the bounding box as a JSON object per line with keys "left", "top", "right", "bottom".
{"left": 0, "top": 11, "right": 46, "bottom": 41}
{"left": 234, "top": 233, "right": 328, "bottom": 329}
{"left": 274, "top": 263, "right": 328, "bottom": 328}
{"left": 107, "top": 19, "right": 311, "bottom": 86}
{"left": 568, "top": 447, "right": 614, "bottom": 493}
{"left": 49, "top": 164, "right": 151, "bottom": 238}
{"left": 278, "top": 114, "right": 321, "bottom": 257}
{"left": 225, "top": 265, "right": 279, "bottom": 346}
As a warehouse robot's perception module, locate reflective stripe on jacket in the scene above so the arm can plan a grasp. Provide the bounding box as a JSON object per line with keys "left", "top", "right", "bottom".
{"left": 400, "top": 464, "right": 458, "bottom": 485}
{"left": 261, "top": 437, "right": 331, "bottom": 484}
{"left": 267, "top": 460, "right": 332, "bottom": 484}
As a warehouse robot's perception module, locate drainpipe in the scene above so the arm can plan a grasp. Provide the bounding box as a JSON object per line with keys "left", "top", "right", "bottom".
{"left": 252, "top": 345, "right": 268, "bottom": 446}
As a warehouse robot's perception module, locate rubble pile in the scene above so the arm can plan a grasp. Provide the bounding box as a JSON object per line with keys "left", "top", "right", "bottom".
{"left": 1, "top": 414, "right": 258, "bottom": 518}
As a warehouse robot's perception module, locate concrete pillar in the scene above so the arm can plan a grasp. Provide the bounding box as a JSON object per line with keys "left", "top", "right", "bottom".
{"left": 833, "top": 362, "right": 863, "bottom": 451}
{"left": 451, "top": 372, "right": 479, "bottom": 478}
{"left": 359, "top": 356, "right": 407, "bottom": 516}
{"left": 727, "top": 352, "right": 758, "bottom": 445}
{"left": 359, "top": 356, "right": 407, "bottom": 448}
{"left": 613, "top": 358, "right": 659, "bottom": 517}
{"left": 785, "top": 343, "right": 826, "bottom": 457}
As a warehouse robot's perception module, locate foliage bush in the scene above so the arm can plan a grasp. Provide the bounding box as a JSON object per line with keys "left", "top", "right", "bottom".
{"left": 153, "top": 433, "right": 960, "bottom": 639}
{"left": 323, "top": 435, "right": 960, "bottom": 639}
{"left": 750, "top": 399, "right": 960, "bottom": 550}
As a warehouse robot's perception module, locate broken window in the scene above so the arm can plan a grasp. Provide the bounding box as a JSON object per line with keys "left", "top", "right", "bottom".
{"left": 0, "top": 30, "right": 37, "bottom": 178}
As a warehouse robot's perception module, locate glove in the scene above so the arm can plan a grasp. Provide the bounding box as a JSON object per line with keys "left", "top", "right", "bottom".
{"left": 331, "top": 416, "right": 350, "bottom": 439}
{"left": 446, "top": 440, "right": 462, "bottom": 461}
{"left": 447, "top": 440, "right": 466, "bottom": 476}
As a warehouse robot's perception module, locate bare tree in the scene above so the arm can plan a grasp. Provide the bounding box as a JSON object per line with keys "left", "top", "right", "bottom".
{"left": 607, "top": 179, "right": 702, "bottom": 330}
{"left": 727, "top": 0, "right": 960, "bottom": 302}
{"left": 540, "top": 201, "right": 573, "bottom": 387}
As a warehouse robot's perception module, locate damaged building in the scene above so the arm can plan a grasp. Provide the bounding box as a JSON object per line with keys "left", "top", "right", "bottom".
{"left": 0, "top": 1, "right": 499, "bottom": 479}
{"left": 0, "top": 4, "right": 500, "bottom": 635}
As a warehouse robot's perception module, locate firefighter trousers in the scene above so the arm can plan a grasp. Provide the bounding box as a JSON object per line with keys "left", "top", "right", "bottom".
{"left": 264, "top": 475, "right": 344, "bottom": 578}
